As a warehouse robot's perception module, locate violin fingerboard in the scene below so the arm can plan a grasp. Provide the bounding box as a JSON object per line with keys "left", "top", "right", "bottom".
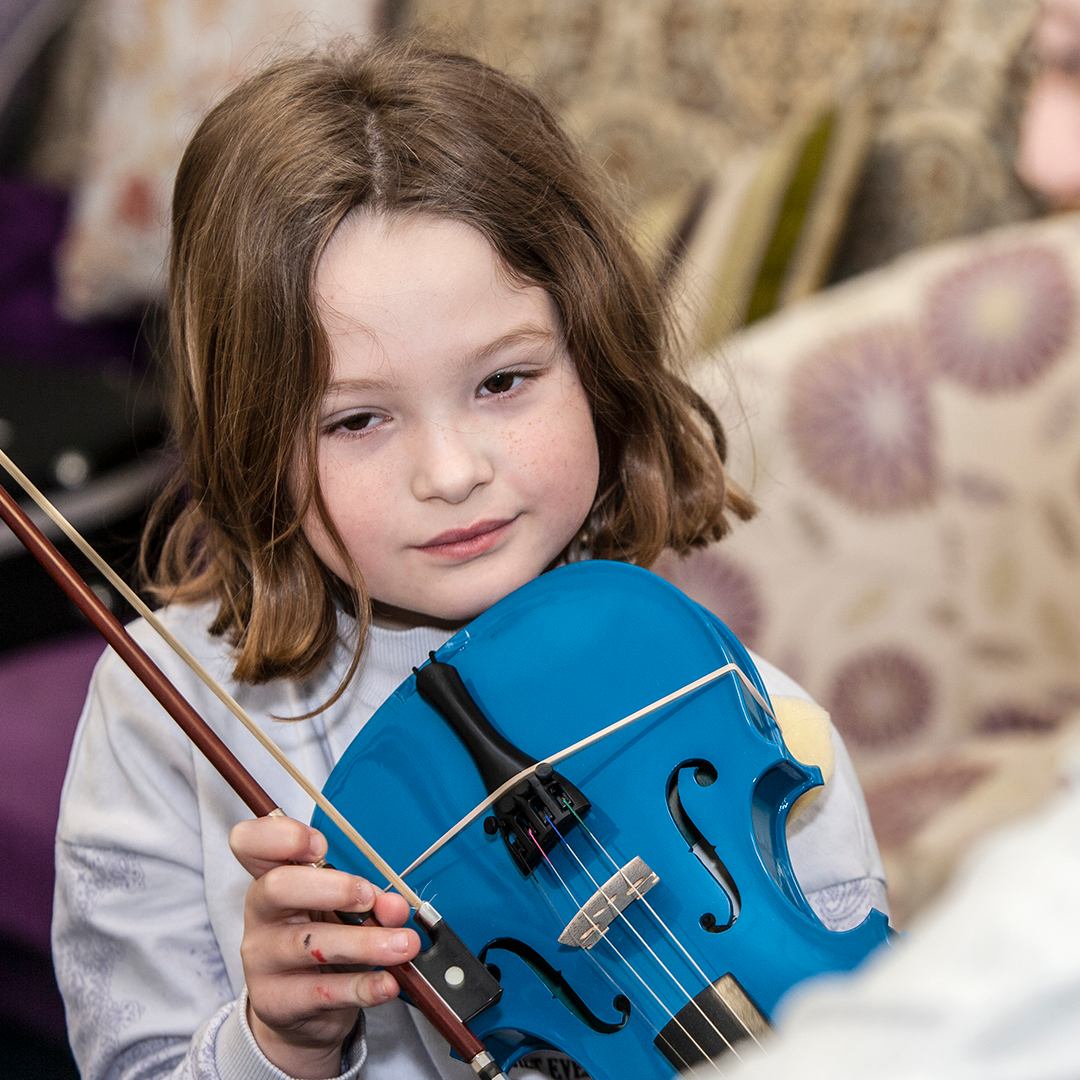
{"left": 654, "top": 973, "right": 769, "bottom": 1071}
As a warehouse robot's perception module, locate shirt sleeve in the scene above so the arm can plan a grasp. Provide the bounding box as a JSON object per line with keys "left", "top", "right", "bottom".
{"left": 788, "top": 724, "right": 889, "bottom": 929}
{"left": 50, "top": 642, "right": 368, "bottom": 1080}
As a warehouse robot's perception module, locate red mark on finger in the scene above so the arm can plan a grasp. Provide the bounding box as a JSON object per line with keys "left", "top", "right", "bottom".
{"left": 315, "top": 985, "right": 332, "bottom": 1002}
{"left": 312, "top": 948, "right": 327, "bottom": 964}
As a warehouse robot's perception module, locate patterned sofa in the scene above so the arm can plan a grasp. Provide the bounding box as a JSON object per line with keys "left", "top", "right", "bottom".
{"left": 655, "top": 210, "right": 1080, "bottom": 926}
{"left": 402, "top": 0, "right": 1041, "bottom": 351}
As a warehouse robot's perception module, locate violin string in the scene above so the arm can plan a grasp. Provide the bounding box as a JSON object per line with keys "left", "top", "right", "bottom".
{"left": 0, "top": 448, "right": 422, "bottom": 910}
{"left": 519, "top": 860, "right": 688, "bottom": 1073}
{"left": 548, "top": 818, "right": 744, "bottom": 1064}
{"left": 525, "top": 829, "right": 717, "bottom": 1080}
{"left": 545, "top": 815, "right": 745, "bottom": 1064}
{"left": 526, "top": 829, "right": 727, "bottom": 1079}
{"left": 399, "top": 663, "right": 773, "bottom": 879}
{"left": 522, "top": 866, "right": 698, "bottom": 1075}
{"left": 0, "top": 449, "right": 753, "bottom": 1075}
{"left": 564, "top": 803, "right": 767, "bottom": 1055}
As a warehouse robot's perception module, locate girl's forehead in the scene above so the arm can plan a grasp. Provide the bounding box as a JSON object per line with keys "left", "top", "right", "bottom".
{"left": 315, "top": 210, "right": 559, "bottom": 361}
{"left": 317, "top": 209, "right": 500, "bottom": 294}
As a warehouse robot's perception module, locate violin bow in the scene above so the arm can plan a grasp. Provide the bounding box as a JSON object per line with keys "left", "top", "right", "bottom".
{"left": 0, "top": 449, "right": 507, "bottom": 1080}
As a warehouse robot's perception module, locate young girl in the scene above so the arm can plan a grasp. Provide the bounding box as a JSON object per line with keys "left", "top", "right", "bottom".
{"left": 52, "top": 39, "right": 887, "bottom": 1080}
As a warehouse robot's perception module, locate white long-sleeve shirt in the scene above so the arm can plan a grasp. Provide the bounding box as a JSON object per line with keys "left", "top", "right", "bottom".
{"left": 53, "top": 597, "right": 887, "bottom": 1080}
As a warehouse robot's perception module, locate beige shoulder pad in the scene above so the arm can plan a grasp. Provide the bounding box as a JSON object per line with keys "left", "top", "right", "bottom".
{"left": 772, "top": 695, "right": 835, "bottom": 823}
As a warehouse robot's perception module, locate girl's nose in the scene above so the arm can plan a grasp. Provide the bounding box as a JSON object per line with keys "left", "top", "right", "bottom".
{"left": 409, "top": 420, "right": 495, "bottom": 504}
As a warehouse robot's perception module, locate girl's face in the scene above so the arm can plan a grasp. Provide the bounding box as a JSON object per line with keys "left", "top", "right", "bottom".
{"left": 303, "top": 211, "right": 600, "bottom": 628}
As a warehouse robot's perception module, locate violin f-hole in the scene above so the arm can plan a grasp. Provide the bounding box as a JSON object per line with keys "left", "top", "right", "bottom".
{"left": 478, "top": 938, "right": 631, "bottom": 1035}
{"left": 666, "top": 759, "right": 741, "bottom": 931}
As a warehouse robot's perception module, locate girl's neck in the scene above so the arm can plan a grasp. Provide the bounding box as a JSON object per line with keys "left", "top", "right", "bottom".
{"left": 370, "top": 600, "right": 464, "bottom": 634}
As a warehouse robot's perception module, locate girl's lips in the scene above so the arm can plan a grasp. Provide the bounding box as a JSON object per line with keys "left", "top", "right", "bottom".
{"left": 417, "top": 518, "right": 516, "bottom": 559}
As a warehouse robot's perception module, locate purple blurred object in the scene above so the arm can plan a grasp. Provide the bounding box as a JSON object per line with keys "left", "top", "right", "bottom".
{"left": 0, "top": 179, "right": 143, "bottom": 365}
{"left": 0, "top": 631, "right": 102, "bottom": 1033}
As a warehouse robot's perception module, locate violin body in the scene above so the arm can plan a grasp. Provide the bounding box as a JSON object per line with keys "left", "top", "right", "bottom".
{"left": 314, "top": 560, "right": 889, "bottom": 1078}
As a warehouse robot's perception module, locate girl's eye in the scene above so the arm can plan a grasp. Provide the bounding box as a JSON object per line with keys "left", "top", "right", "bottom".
{"left": 479, "top": 370, "right": 528, "bottom": 397}
{"left": 326, "top": 411, "right": 384, "bottom": 437}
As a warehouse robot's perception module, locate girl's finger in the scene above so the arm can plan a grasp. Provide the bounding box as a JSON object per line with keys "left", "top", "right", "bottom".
{"left": 367, "top": 888, "right": 412, "bottom": 927}
{"left": 248, "top": 864, "right": 376, "bottom": 922}
{"left": 253, "top": 969, "right": 402, "bottom": 1022}
{"left": 230, "top": 816, "right": 326, "bottom": 878}
{"left": 246, "top": 920, "right": 420, "bottom": 978}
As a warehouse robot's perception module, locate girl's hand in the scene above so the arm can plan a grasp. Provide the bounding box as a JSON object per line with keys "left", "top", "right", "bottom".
{"left": 230, "top": 816, "right": 420, "bottom": 1080}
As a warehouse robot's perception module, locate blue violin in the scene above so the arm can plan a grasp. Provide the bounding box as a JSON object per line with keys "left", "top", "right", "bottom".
{"left": 314, "top": 560, "right": 890, "bottom": 1078}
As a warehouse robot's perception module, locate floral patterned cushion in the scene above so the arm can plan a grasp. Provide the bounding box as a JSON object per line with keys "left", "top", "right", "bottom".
{"left": 405, "top": 0, "right": 1041, "bottom": 322}
{"left": 655, "top": 210, "right": 1080, "bottom": 923}
{"left": 46, "top": 0, "right": 381, "bottom": 320}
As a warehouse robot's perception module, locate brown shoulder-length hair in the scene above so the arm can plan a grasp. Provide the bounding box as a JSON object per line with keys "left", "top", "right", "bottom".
{"left": 146, "top": 37, "right": 754, "bottom": 687}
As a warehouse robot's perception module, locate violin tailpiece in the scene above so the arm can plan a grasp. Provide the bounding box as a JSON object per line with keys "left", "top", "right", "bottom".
{"left": 415, "top": 654, "right": 592, "bottom": 875}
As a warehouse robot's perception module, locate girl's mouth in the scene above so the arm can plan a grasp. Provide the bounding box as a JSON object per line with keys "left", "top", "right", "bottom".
{"left": 417, "top": 517, "right": 516, "bottom": 559}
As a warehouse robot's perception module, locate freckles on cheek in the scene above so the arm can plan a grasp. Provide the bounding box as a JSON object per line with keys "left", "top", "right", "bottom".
{"left": 513, "top": 425, "right": 544, "bottom": 471}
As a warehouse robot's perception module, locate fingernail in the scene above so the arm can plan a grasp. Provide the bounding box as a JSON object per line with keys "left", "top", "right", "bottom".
{"left": 356, "top": 880, "right": 375, "bottom": 907}
{"left": 392, "top": 931, "right": 410, "bottom": 953}
{"left": 380, "top": 973, "right": 398, "bottom": 999}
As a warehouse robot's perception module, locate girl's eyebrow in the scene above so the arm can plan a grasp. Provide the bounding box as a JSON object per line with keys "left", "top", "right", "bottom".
{"left": 325, "top": 324, "right": 556, "bottom": 395}
{"left": 470, "top": 324, "right": 555, "bottom": 363}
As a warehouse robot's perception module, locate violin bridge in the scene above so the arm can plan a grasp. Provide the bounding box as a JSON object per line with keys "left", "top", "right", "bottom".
{"left": 557, "top": 856, "right": 659, "bottom": 950}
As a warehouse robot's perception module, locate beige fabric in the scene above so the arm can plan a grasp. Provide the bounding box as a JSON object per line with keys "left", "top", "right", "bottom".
{"left": 34, "top": 0, "right": 1042, "bottom": 321}
{"left": 406, "top": 0, "right": 1041, "bottom": 341}
{"left": 773, "top": 696, "right": 836, "bottom": 823}
{"left": 34, "top": 0, "right": 381, "bottom": 319}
